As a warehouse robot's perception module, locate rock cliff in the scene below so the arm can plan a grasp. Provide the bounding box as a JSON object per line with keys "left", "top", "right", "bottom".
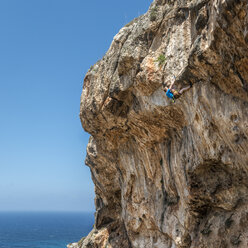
{"left": 76, "top": 0, "right": 248, "bottom": 247}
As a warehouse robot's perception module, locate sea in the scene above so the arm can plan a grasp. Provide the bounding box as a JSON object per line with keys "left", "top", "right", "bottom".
{"left": 0, "top": 212, "right": 94, "bottom": 248}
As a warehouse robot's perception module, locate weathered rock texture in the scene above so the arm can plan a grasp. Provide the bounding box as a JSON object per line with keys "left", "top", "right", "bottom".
{"left": 78, "top": 0, "right": 248, "bottom": 247}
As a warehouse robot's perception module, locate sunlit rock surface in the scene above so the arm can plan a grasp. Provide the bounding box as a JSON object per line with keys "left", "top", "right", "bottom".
{"left": 77, "top": 0, "right": 248, "bottom": 247}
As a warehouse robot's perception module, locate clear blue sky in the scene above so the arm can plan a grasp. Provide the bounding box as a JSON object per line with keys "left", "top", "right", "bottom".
{"left": 0, "top": 0, "right": 152, "bottom": 212}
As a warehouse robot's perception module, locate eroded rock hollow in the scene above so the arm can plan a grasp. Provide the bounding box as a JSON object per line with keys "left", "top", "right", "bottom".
{"left": 78, "top": 0, "right": 248, "bottom": 247}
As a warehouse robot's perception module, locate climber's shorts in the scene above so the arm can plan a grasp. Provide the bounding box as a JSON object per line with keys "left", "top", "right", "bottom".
{"left": 173, "top": 90, "right": 181, "bottom": 99}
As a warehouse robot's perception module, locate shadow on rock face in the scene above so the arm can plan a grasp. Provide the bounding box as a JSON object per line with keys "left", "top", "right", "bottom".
{"left": 188, "top": 160, "right": 248, "bottom": 217}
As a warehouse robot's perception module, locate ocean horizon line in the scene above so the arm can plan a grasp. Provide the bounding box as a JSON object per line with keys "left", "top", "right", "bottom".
{"left": 0, "top": 210, "right": 95, "bottom": 214}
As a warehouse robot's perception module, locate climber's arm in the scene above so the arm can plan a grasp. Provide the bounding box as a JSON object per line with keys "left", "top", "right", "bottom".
{"left": 169, "top": 75, "right": 177, "bottom": 89}
{"left": 169, "top": 80, "right": 176, "bottom": 90}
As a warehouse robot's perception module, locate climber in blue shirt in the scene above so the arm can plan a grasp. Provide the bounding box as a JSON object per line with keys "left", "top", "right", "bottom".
{"left": 165, "top": 88, "right": 174, "bottom": 99}
{"left": 163, "top": 76, "right": 192, "bottom": 102}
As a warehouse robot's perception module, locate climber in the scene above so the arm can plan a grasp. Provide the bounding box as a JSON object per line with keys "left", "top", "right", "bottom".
{"left": 163, "top": 76, "right": 192, "bottom": 102}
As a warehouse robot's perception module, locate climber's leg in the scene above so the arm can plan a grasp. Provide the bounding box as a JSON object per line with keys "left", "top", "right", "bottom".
{"left": 179, "top": 85, "right": 191, "bottom": 94}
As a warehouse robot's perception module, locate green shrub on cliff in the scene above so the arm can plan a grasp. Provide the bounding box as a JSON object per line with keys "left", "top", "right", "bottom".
{"left": 150, "top": 7, "right": 157, "bottom": 21}
{"left": 156, "top": 54, "right": 166, "bottom": 66}
{"left": 78, "top": 237, "right": 86, "bottom": 247}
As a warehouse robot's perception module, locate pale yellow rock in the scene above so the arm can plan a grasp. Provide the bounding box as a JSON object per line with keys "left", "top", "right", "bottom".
{"left": 74, "top": 0, "right": 248, "bottom": 247}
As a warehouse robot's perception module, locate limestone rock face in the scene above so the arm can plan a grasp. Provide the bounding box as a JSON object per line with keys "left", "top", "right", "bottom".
{"left": 78, "top": 0, "right": 248, "bottom": 247}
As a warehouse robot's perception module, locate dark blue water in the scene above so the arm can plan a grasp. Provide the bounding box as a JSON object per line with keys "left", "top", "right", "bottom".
{"left": 0, "top": 212, "right": 94, "bottom": 248}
